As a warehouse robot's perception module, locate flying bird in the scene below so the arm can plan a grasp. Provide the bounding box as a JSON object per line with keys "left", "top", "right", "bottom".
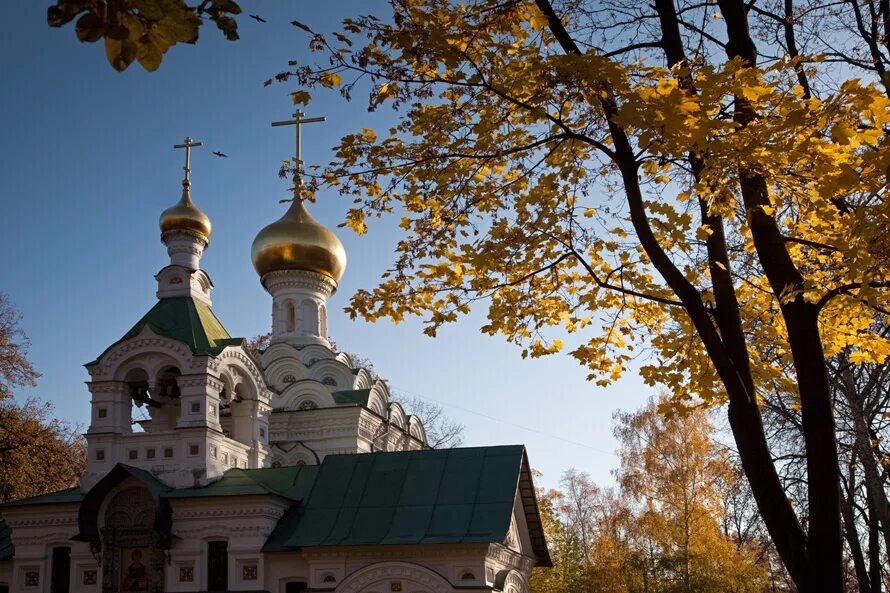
{"left": 212, "top": 151, "right": 228, "bottom": 158}
{"left": 249, "top": 14, "right": 266, "bottom": 23}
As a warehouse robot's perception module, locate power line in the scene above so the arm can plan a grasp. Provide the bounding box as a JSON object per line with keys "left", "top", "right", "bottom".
{"left": 393, "top": 386, "right": 617, "bottom": 457}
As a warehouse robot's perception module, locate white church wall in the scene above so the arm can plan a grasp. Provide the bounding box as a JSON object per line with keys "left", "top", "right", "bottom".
{"left": 264, "top": 551, "right": 312, "bottom": 592}
{"left": 300, "top": 544, "right": 491, "bottom": 593}
{"left": 1, "top": 503, "right": 100, "bottom": 593}
{"left": 167, "top": 495, "right": 289, "bottom": 592}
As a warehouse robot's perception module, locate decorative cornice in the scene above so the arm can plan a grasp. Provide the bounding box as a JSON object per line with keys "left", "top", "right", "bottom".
{"left": 263, "top": 270, "right": 336, "bottom": 296}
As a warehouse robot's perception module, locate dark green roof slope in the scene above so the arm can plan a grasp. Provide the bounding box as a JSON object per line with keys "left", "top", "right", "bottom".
{"left": 89, "top": 297, "right": 242, "bottom": 363}
{"left": 271, "top": 445, "right": 527, "bottom": 550}
{"left": 331, "top": 389, "right": 371, "bottom": 406}
{"left": 1, "top": 486, "right": 82, "bottom": 507}
{"left": 168, "top": 465, "right": 319, "bottom": 501}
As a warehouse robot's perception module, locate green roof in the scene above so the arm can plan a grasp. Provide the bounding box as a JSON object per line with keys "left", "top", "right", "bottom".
{"left": 0, "top": 447, "right": 551, "bottom": 566}
{"left": 89, "top": 297, "right": 242, "bottom": 363}
{"left": 1, "top": 486, "right": 82, "bottom": 507}
{"left": 268, "top": 445, "right": 527, "bottom": 550}
{"left": 75, "top": 465, "right": 173, "bottom": 542}
{"left": 168, "top": 465, "right": 319, "bottom": 501}
{"left": 331, "top": 389, "right": 372, "bottom": 406}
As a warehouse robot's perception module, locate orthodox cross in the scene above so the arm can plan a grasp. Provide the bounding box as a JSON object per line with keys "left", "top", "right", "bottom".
{"left": 272, "top": 109, "right": 325, "bottom": 200}
{"left": 173, "top": 136, "right": 203, "bottom": 182}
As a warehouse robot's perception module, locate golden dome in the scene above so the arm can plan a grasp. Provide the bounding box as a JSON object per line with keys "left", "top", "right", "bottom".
{"left": 251, "top": 200, "right": 347, "bottom": 282}
{"left": 159, "top": 182, "right": 212, "bottom": 242}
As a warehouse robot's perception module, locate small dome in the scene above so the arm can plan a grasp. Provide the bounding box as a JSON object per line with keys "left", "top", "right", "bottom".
{"left": 159, "top": 182, "right": 212, "bottom": 242}
{"left": 251, "top": 200, "right": 347, "bottom": 282}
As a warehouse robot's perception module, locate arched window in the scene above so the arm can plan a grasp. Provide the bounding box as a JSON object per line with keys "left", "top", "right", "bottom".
{"left": 155, "top": 366, "right": 181, "bottom": 398}
{"left": 302, "top": 299, "right": 317, "bottom": 335}
{"left": 124, "top": 368, "right": 150, "bottom": 433}
{"left": 286, "top": 301, "right": 296, "bottom": 333}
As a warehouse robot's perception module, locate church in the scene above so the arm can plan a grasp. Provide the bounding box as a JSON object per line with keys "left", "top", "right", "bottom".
{"left": 0, "top": 118, "right": 550, "bottom": 593}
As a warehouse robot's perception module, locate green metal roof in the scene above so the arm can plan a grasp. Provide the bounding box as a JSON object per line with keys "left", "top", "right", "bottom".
{"left": 88, "top": 297, "right": 242, "bottom": 364}
{"left": 331, "top": 389, "right": 372, "bottom": 406}
{"left": 269, "top": 445, "right": 527, "bottom": 550}
{"left": 168, "top": 465, "right": 319, "bottom": 501}
{"left": 1, "top": 486, "right": 82, "bottom": 507}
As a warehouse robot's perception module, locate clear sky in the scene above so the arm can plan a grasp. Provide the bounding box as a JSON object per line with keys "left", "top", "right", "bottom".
{"left": 0, "top": 1, "right": 654, "bottom": 490}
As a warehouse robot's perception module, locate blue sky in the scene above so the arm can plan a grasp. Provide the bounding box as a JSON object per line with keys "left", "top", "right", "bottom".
{"left": 0, "top": 1, "right": 654, "bottom": 490}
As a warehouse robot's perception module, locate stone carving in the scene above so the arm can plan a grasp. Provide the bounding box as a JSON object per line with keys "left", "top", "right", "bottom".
{"left": 336, "top": 562, "right": 452, "bottom": 593}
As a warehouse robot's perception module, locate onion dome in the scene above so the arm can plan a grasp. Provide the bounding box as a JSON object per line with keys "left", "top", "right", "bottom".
{"left": 159, "top": 181, "right": 212, "bottom": 242}
{"left": 251, "top": 199, "right": 347, "bottom": 282}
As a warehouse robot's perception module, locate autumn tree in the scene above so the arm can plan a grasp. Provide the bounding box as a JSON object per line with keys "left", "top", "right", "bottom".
{"left": 0, "top": 294, "right": 85, "bottom": 501}
{"left": 47, "top": 1, "right": 890, "bottom": 591}
{"left": 0, "top": 293, "right": 39, "bottom": 401}
{"left": 0, "top": 398, "right": 87, "bottom": 503}
{"left": 614, "top": 398, "right": 770, "bottom": 593}
{"left": 532, "top": 400, "right": 772, "bottom": 593}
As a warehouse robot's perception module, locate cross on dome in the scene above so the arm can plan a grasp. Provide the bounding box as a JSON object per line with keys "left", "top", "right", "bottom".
{"left": 271, "top": 109, "right": 325, "bottom": 200}
{"left": 173, "top": 136, "right": 203, "bottom": 183}
{"left": 160, "top": 135, "right": 211, "bottom": 246}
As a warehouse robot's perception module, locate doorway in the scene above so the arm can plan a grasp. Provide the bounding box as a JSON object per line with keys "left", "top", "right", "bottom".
{"left": 207, "top": 540, "right": 228, "bottom": 592}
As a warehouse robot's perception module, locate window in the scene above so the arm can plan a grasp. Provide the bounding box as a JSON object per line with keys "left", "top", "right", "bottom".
{"left": 259, "top": 427, "right": 266, "bottom": 439}
{"left": 189, "top": 444, "right": 199, "bottom": 456}
{"left": 163, "top": 447, "right": 174, "bottom": 459}
{"left": 81, "top": 570, "right": 96, "bottom": 586}
{"left": 127, "top": 449, "right": 137, "bottom": 460}
{"left": 50, "top": 547, "right": 70, "bottom": 593}
{"left": 322, "top": 376, "right": 337, "bottom": 386}
{"left": 95, "top": 449, "right": 105, "bottom": 461}
{"left": 286, "top": 301, "right": 296, "bottom": 332}
{"left": 285, "top": 583, "right": 308, "bottom": 593}
{"left": 97, "top": 407, "right": 107, "bottom": 419}
{"left": 298, "top": 400, "right": 318, "bottom": 411}
{"left": 191, "top": 402, "right": 201, "bottom": 413}
{"left": 207, "top": 541, "right": 228, "bottom": 592}
{"left": 146, "top": 448, "right": 155, "bottom": 459}
{"left": 461, "top": 572, "right": 476, "bottom": 581}
{"left": 241, "top": 564, "right": 257, "bottom": 581}
{"left": 323, "top": 574, "right": 337, "bottom": 583}
{"left": 179, "top": 565, "right": 194, "bottom": 582}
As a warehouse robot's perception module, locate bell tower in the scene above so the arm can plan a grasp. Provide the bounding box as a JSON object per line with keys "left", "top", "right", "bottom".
{"left": 81, "top": 138, "right": 271, "bottom": 490}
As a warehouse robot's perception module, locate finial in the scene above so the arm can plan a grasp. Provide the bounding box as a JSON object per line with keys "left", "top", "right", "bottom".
{"left": 173, "top": 136, "right": 203, "bottom": 186}
{"left": 272, "top": 109, "right": 325, "bottom": 202}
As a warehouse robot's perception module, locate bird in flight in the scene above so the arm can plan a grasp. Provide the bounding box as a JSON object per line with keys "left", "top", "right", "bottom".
{"left": 212, "top": 151, "right": 228, "bottom": 158}
{"left": 249, "top": 14, "right": 266, "bottom": 23}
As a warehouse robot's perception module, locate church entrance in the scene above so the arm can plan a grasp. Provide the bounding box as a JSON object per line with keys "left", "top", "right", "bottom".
{"left": 100, "top": 487, "right": 165, "bottom": 592}
{"left": 50, "top": 546, "right": 70, "bottom": 593}
{"left": 207, "top": 540, "right": 228, "bottom": 591}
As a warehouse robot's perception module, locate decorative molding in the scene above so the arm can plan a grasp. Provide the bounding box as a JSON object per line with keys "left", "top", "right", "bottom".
{"left": 263, "top": 270, "right": 336, "bottom": 296}
{"left": 336, "top": 562, "right": 453, "bottom": 593}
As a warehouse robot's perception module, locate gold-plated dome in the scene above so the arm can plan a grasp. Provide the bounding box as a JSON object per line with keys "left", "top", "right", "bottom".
{"left": 159, "top": 181, "right": 212, "bottom": 242}
{"left": 251, "top": 200, "right": 347, "bottom": 282}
